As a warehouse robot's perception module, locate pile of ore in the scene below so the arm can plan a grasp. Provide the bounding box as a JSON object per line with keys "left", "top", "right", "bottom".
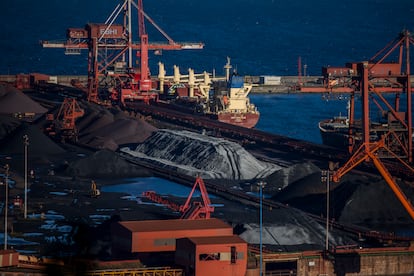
{"left": 120, "top": 129, "right": 281, "bottom": 180}
{"left": 0, "top": 84, "right": 64, "bottom": 158}
{"left": 76, "top": 103, "right": 157, "bottom": 151}
{"left": 0, "top": 83, "right": 156, "bottom": 178}
{"left": 0, "top": 84, "right": 47, "bottom": 115}
{"left": 65, "top": 149, "right": 152, "bottom": 178}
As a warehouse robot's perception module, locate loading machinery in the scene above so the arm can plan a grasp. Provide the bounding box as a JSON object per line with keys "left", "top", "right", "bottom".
{"left": 143, "top": 176, "right": 215, "bottom": 219}
{"left": 41, "top": 0, "right": 203, "bottom": 105}
{"left": 330, "top": 30, "right": 414, "bottom": 220}
{"left": 46, "top": 97, "right": 85, "bottom": 142}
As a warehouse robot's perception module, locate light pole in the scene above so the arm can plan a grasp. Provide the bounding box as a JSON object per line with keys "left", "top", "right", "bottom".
{"left": 325, "top": 170, "right": 330, "bottom": 251}
{"left": 23, "top": 135, "right": 29, "bottom": 219}
{"left": 257, "top": 181, "right": 266, "bottom": 276}
{"left": 4, "top": 164, "right": 9, "bottom": 250}
{"left": 321, "top": 162, "right": 338, "bottom": 252}
{"left": 321, "top": 168, "right": 330, "bottom": 251}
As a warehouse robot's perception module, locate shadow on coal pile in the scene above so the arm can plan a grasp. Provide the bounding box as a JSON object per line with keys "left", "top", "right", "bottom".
{"left": 271, "top": 171, "right": 414, "bottom": 233}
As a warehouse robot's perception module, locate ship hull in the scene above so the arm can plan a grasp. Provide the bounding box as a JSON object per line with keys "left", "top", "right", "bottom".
{"left": 318, "top": 117, "right": 350, "bottom": 148}
{"left": 217, "top": 112, "right": 260, "bottom": 129}
{"left": 319, "top": 127, "right": 351, "bottom": 148}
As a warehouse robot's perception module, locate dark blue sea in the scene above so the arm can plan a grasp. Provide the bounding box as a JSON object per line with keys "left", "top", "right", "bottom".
{"left": 1, "top": 0, "right": 414, "bottom": 144}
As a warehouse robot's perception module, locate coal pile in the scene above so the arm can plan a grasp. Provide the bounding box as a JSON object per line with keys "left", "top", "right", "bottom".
{"left": 65, "top": 149, "right": 152, "bottom": 178}
{"left": 76, "top": 103, "right": 157, "bottom": 151}
{"left": 120, "top": 129, "right": 281, "bottom": 180}
{"left": 271, "top": 171, "right": 414, "bottom": 232}
{"left": 0, "top": 83, "right": 65, "bottom": 160}
{"left": 0, "top": 84, "right": 47, "bottom": 115}
{"left": 0, "top": 86, "right": 157, "bottom": 179}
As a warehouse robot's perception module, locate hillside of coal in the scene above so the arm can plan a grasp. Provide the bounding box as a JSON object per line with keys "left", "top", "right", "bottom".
{"left": 119, "top": 129, "right": 281, "bottom": 180}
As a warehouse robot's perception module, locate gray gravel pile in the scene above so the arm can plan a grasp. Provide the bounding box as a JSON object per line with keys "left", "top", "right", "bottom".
{"left": 120, "top": 129, "right": 281, "bottom": 180}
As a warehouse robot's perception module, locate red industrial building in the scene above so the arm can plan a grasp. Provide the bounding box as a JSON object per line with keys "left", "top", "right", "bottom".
{"left": 0, "top": 250, "right": 19, "bottom": 267}
{"left": 111, "top": 218, "right": 234, "bottom": 253}
{"left": 175, "top": 235, "right": 248, "bottom": 276}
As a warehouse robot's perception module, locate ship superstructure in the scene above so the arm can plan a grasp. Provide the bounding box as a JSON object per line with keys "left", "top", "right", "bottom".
{"left": 158, "top": 57, "right": 260, "bottom": 128}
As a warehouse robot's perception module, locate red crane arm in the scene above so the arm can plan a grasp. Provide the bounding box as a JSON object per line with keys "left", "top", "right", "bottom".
{"left": 369, "top": 153, "right": 414, "bottom": 220}
{"left": 142, "top": 176, "right": 214, "bottom": 220}
{"left": 180, "top": 176, "right": 212, "bottom": 212}
{"left": 332, "top": 139, "right": 414, "bottom": 220}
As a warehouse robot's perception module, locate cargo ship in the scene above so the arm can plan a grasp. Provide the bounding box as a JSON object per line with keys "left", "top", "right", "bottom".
{"left": 319, "top": 100, "right": 413, "bottom": 150}
{"left": 158, "top": 59, "right": 260, "bottom": 128}
{"left": 207, "top": 75, "right": 259, "bottom": 128}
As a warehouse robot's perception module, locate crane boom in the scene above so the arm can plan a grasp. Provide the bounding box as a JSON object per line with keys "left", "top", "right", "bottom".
{"left": 143, "top": 176, "right": 215, "bottom": 220}
{"left": 41, "top": 0, "right": 204, "bottom": 103}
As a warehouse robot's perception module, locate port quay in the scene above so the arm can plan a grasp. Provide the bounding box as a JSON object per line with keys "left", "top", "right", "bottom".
{"left": 0, "top": 74, "right": 321, "bottom": 93}
{"left": 3, "top": 74, "right": 414, "bottom": 94}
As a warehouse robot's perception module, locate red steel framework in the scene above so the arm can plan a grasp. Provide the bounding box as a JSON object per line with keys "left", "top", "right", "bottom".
{"left": 46, "top": 98, "right": 85, "bottom": 141}
{"left": 332, "top": 30, "right": 414, "bottom": 220}
{"left": 142, "top": 176, "right": 215, "bottom": 219}
{"left": 42, "top": 0, "right": 203, "bottom": 104}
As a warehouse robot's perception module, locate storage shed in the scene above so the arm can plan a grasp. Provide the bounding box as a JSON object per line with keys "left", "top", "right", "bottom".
{"left": 175, "top": 235, "right": 248, "bottom": 276}
{"left": 111, "top": 218, "right": 234, "bottom": 253}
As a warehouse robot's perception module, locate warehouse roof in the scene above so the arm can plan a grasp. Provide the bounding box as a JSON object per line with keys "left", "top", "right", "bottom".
{"left": 184, "top": 235, "right": 247, "bottom": 245}
{"left": 118, "top": 218, "right": 232, "bottom": 232}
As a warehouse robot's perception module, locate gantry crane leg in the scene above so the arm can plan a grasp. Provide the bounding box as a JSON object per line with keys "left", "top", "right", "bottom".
{"left": 333, "top": 139, "right": 414, "bottom": 220}
{"left": 332, "top": 57, "right": 414, "bottom": 221}
{"left": 369, "top": 153, "right": 414, "bottom": 220}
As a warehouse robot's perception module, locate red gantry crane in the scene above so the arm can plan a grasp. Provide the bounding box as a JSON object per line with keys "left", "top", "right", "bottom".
{"left": 143, "top": 176, "right": 215, "bottom": 220}
{"left": 41, "top": 0, "right": 203, "bottom": 104}
{"left": 331, "top": 30, "right": 414, "bottom": 220}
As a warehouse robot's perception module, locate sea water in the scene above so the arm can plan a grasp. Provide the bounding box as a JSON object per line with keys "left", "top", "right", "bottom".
{"left": 1, "top": 0, "right": 413, "bottom": 144}
{"left": 1, "top": 0, "right": 413, "bottom": 143}
{"left": 1, "top": 0, "right": 413, "bottom": 76}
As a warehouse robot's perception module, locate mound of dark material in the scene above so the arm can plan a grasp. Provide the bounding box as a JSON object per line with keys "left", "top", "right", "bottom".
{"left": 0, "top": 115, "right": 22, "bottom": 142}
{"left": 120, "top": 129, "right": 281, "bottom": 180}
{"left": 77, "top": 104, "right": 156, "bottom": 151}
{"left": 65, "top": 149, "right": 152, "bottom": 178}
{"left": 337, "top": 177, "right": 414, "bottom": 227}
{"left": 273, "top": 171, "right": 414, "bottom": 231}
{"left": 0, "top": 84, "right": 47, "bottom": 114}
{"left": 264, "top": 162, "right": 321, "bottom": 196}
{"left": 0, "top": 121, "right": 65, "bottom": 157}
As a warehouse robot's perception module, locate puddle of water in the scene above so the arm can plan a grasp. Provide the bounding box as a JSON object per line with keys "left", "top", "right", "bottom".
{"left": 102, "top": 177, "right": 208, "bottom": 198}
